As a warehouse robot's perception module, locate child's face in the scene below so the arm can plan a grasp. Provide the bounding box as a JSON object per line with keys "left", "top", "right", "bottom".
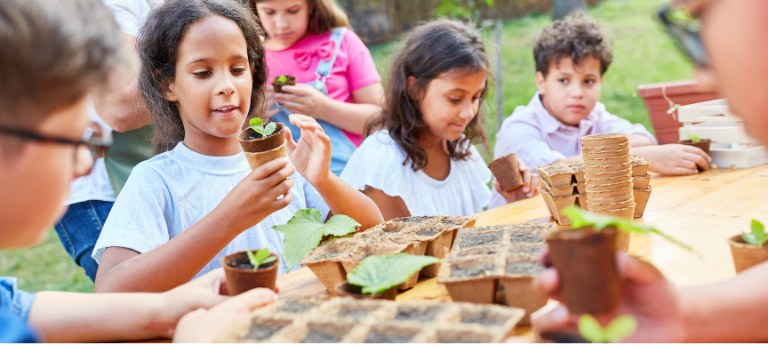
{"left": 0, "top": 97, "right": 89, "bottom": 248}
{"left": 164, "top": 15, "right": 252, "bottom": 152}
{"left": 536, "top": 56, "right": 602, "bottom": 127}
{"left": 256, "top": 0, "right": 310, "bottom": 50}
{"left": 414, "top": 69, "right": 486, "bottom": 143}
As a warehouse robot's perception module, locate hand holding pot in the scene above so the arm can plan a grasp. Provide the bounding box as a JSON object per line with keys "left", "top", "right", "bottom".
{"left": 274, "top": 84, "right": 329, "bottom": 117}
{"left": 155, "top": 269, "right": 230, "bottom": 339}
{"left": 532, "top": 252, "right": 686, "bottom": 342}
{"left": 630, "top": 144, "right": 710, "bottom": 176}
{"left": 493, "top": 160, "right": 538, "bottom": 203}
{"left": 284, "top": 114, "right": 332, "bottom": 186}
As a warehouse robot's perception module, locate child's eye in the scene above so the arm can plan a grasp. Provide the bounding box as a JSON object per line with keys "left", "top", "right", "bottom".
{"left": 288, "top": 9, "right": 300, "bottom": 14}
{"left": 232, "top": 66, "right": 248, "bottom": 75}
{"left": 193, "top": 70, "right": 211, "bottom": 78}
{"left": 448, "top": 97, "right": 461, "bottom": 104}
{"left": 262, "top": 9, "right": 275, "bottom": 15}
{"left": 584, "top": 79, "right": 596, "bottom": 85}
{"left": 558, "top": 78, "right": 569, "bottom": 85}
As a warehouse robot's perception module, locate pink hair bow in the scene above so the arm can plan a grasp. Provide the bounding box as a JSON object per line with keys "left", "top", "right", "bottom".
{"left": 293, "top": 40, "right": 335, "bottom": 70}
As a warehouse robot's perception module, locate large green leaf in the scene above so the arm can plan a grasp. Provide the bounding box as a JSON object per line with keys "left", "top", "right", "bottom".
{"left": 273, "top": 209, "right": 360, "bottom": 269}
{"left": 743, "top": 219, "right": 768, "bottom": 246}
{"left": 346, "top": 253, "right": 440, "bottom": 295}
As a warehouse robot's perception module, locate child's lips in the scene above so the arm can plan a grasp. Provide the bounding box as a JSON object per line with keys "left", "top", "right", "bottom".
{"left": 567, "top": 104, "right": 586, "bottom": 111}
{"left": 212, "top": 105, "right": 239, "bottom": 116}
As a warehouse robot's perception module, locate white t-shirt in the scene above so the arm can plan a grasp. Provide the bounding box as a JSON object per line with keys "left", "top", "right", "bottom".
{"left": 103, "top": 0, "right": 163, "bottom": 37}
{"left": 340, "top": 130, "right": 492, "bottom": 216}
{"left": 93, "top": 142, "right": 330, "bottom": 276}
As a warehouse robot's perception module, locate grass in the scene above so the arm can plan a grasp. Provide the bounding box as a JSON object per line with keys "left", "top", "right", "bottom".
{"left": 0, "top": 0, "right": 693, "bottom": 294}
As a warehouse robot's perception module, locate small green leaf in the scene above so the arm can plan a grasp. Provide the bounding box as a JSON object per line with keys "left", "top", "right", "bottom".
{"left": 604, "top": 315, "right": 637, "bottom": 342}
{"left": 347, "top": 253, "right": 440, "bottom": 295}
{"left": 249, "top": 117, "right": 263, "bottom": 128}
{"left": 263, "top": 122, "right": 277, "bottom": 136}
{"left": 246, "top": 248, "right": 275, "bottom": 270}
{"left": 743, "top": 219, "right": 768, "bottom": 246}
{"left": 273, "top": 209, "right": 360, "bottom": 269}
{"left": 578, "top": 314, "right": 606, "bottom": 343}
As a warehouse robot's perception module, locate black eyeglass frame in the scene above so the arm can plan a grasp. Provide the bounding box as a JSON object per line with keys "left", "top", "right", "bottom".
{"left": 657, "top": 4, "right": 709, "bottom": 67}
{"left": 0, "top": 126, "right": 111, "bottom": 153}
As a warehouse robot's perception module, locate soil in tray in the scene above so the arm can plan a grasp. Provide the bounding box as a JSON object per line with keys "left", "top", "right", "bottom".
{"left": 365, "top": 331, "right": 415, "bottom": 343}
{"left": 506, "top": 260, "right": 543, "bottom": 275}
{"left": 394, "top": 305, "right": 444, "bottom": 322}
{"left": 337, "top": 306, "right": 371, "bottom": 320}
{"left": 302, "top": 330, "right": 343, "bottom": 343}
{"left": 457, "top": 232, "right": 502, "bottom": 248}
{"left": 450, "top": 261, "right": 496, "bottom": 278}
{"left": 245, "top": 321, "right": 289, "bottom": 341}
{"left": 507, "top": 243, "right": 545, "bottom": 254}
{"left": 460, "top": 308, "right": 510, "bottom": 326}
{"left": 277, "top": 300, "right": 315, "bottom": 314}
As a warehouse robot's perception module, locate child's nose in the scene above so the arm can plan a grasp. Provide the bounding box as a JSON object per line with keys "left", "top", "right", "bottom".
{"left": 217, "top": 74, "right": 236, "bottom": 96}
{"left": 459, "top": 101, "right": 475, "bottom": 120}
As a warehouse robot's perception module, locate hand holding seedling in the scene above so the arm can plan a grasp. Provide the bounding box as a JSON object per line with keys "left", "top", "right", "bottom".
{"left": 283, "top": 114, "right": 331, "bottom": 186}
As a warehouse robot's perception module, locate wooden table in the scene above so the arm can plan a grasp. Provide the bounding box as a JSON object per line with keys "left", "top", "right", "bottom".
{"left": 279, "top": 165, "right": 768, "bottom": 298}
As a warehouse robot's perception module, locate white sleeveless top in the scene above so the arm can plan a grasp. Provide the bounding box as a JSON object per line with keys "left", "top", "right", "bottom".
{"left": 340, "top": 131, "right": 492, "bottom": 216}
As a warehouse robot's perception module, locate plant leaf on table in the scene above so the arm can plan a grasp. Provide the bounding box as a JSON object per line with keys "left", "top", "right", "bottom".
{"left": 273, "top": 208, "right": 360, "bottom": 269}
{"left": 346, "top": 253, "right": 440, "bottom": 295}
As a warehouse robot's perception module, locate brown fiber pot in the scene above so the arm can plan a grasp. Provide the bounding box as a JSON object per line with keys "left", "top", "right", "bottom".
{"left": 728, "top": 234, "right": 768, "bottom": 273}
{"left": 489, "top": 153, "right": 524, "bottom": 192}
{"left": 222, "top": 250, "right": 278, "bottom": 295}
{"left": 238, "top": 122, "right": 287, "bottom": 170}
{"left": 679, "top": 139, "right": 712, "bottom": 171}
{"left": 546, "top": 227, "right": 621, "bottom": 314}
{"left": 333, "top": 280, "right": 397, "bottom": 300}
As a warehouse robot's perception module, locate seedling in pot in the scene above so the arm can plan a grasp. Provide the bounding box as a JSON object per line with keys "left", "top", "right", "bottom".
{"left": 246, "top": 248, "right": 277, "bottom": 270}
{"left": 579, "top": 314, "right": 637, "bottom": 343}
{"left": 344, "top": 253, "right": 440, "bottom": 296}
{"left": 684, "top": 131, "right": 701, "bottom": 144}
{"left": 742, "top": 219, "right": 768, "bottom": 246}
{"left": 273, "top": 208, "right": 360, "bottom": 270}
{"left": 249, "top": 117, "right": 277, "bottom": 139}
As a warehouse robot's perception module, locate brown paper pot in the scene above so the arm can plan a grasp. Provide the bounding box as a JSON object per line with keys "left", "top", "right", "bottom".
{"left": 576, "top": 182, "right": 586, "bottom": 195}
{"left": 305, "top": 260, "right": 347, "bottom": 293}
{"left": 581, "top": 133, "right": 630, "bottom": 148}
{"left": 582, "top": 150, "right": 630, "bottom": 161}
{"left": 499, "top": 277, "right": 547, "bottom": 325}
{"left": 631, "top": 161, "right": 650, "bottom": 176}
{"left": 583, "top": 167, "right": 632, "bottom": 179}
{"left": 679, "top": 138, "right": 712, "bottom": 156}
{"left": 576, "top": 194, "right": 589, "bottom": 210}
{"left": 546, "top": 227, "right": 620, "bottom": 314}
{"left": 334, "top": 280, "right": 397, "bottom": 300}
{"left": 574, "top": 171, "right": 585, "bottom": 183}
{"left": 443, "top": 277, "right": 499, "bottom": 304}
{"left": 272, "top": 75, "right": 296, "bottom": 93}
{"left": 399, "top": 241, "right": 428, "bottom": 290}
{"left": 239, "top": 123, "right": 287, "bottom": 170}
{"left": 421, "top": 228, "right": 455, "bottom": 278}
{"left": 728, "top": 235, "right": 768, "bottom": 273}
{"left": 587, "top": 198, "right": 635, "bottom": 211}
{"left": 222, "top": 251, "right": 279, "bottom": 295}
{"left": 540, "top": 181, "right": 576, "bottom": 198}
{"left": 633, "top": 187, "right": 652, "bottom": 218}
{"left": 585, "top": 181, "right": 634, "bottom": 193}
{"left": 489, "top": 153, "right": 524, "bottom": 192}
{"left": 542, "top": 190, "right": 578, "bottom": 225}
{"left": 585, "top": 175, "right": 633, "bottom": 187}
{"left": 590, "top": 204, "right": 636, "bottom": 222}
{"left": 632, "top": 175, "right": 652, "bottom": 190}
{"left": 538, "top": 168, "right": 574, "bottom": 187}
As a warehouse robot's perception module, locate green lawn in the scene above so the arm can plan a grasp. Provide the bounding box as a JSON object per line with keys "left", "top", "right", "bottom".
{"left": 0, "top": 0, "right": 693, "bottom": 294}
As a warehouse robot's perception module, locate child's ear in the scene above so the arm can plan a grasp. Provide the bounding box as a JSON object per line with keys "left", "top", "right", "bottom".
{"left": 162, "top": 80, "right": 178, "bottom": 102}
{"left": 535, "top": 71, "right": 546, "bottom": 95}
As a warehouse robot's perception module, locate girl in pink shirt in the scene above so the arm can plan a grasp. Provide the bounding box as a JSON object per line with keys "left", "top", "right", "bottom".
{"left": 251, "top": 0, "right": 384, "bottom": 175}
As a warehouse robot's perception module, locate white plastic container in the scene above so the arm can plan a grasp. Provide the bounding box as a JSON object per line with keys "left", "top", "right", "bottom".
{"left": 677, "top": 98, "right": 741, "bottom": 123}
{"left": 710, "top": 144, "right": 768, "bottom": 169}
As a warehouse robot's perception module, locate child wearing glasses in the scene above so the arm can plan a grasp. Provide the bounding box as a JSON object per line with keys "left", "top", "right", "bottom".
{"left": 0, "top": 0, "right": 277, "bottom": 342}
{"left": 492, "top": 12, "right": 711, "bottom": 206}
{"left": 91, "top": 0, "right": 382, "bottom": 293}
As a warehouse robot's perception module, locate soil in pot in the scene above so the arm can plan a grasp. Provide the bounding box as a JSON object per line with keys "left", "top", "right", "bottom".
{"left": 456, "top": 230, "right": 503, "bottom": 249}
{"left": 546, "top": 227, "right": 621, "bottom": 314}
{"left": 238, "top": 123, "right": 287, "bottom": 170}
{"left": 489, "top": 153, "right": 525, "bottom": 192}
{"left": 272, "top": 75, "right": 296, "bottom": 93}
{"left": 222, "top": 251, "right": 278, "bottom": 295}
{"left": 728, "top": 234, "right": 768, "bottom": 273}
{"left": 333, "top": 280, "right": 397, "bottom": 300}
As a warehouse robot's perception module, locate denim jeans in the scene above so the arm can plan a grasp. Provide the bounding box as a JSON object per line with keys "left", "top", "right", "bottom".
{"left": 54, "top": 200, "right": 114, "bottom": 281}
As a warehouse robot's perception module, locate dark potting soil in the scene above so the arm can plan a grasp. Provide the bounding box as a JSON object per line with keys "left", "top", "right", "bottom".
{"left": 461, "top": 308, "right": 509, "bottom": 326}
{"left": 302, "top": 330, "right": 343, "bottom": 343}
{"left": 394, "top": 306, "right": 443, "bottom": 322}
{"left": 451, "top": 261, "right": 496, "bottom": 278}
{"left": 508, "top": 242, "right": 545, "bottom": 255}
{"left": 505, "top": 261, "right": 543, "bottom": 275}
{"left": 230, "top": 259, "right": 275, "bottom": 270}
{"left": 337, "top": 307, "right": 371, "bottom": 320}
{"left": 245, "top": 323, "right": 287, "bottom": 341}
{"left": 245, "top": 133, "right": 267, "bottom": 141}
{"left": 277, "top": 300, "right": 314, "bottom": 313}
{"left": 364, "top": 331, "right": 414, "bottom": 343}
{"left": 436, "top": 331, "right": 492, "bottom": 343}
{"left": 457, "top": 232, "right": 502, "bottom": 248}
{"left": 508, "top": 231, "right": 543, "bottom": 243}
{"left": 457, "top": 246, "right": 498, "bottom": 257}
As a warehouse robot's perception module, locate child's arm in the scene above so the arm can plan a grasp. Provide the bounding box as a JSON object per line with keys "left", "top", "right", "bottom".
{"left": 94, "top": 159, "right": 295, "bottom": 292}
{"left": 630, "top": 144, "right": 711, "bottom": 176}
{"left": 284, "top": 114, "right": 384, "bottom": 229}
{"left": 362, "top": 187, "right": 411, "bottom": 221}
{"left": 29, "top": 269, "right": 275, "bottom": 342}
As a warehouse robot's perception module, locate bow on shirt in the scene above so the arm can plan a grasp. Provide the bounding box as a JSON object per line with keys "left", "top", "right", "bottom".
{"left": 293, "top": 40, "right": 335, "bottom": 70}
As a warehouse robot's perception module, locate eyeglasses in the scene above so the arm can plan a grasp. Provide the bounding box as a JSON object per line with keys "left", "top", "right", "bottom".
{"left": 657, "top": 4, "right": 708, "bottom": 67}
{"left": 0, "top": 125, "right": 111, "bottom": 177}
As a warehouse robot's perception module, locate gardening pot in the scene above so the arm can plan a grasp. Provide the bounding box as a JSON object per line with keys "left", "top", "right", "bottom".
{"left": 728, "top": 234, "right": 768, "bottom": 273}
{"left": 238, "top": 122, "right": 287, "bottom": 170}
{"left": 546, "top": 227, "right": 621, "bottom": 314}
{"left": 489, "top": 153, "right": 524, "bottom": 192}
{"left": 333, "top": 280, "right": 397, "bottom": 300}
{"left": 222, "top": 250, "right": 278, "bottom": 295}
{"left": 679, "top": 138, "right": 712, "bottom": 171}
{"left": 272, "top": 75, "right": 296, "bottom": 93}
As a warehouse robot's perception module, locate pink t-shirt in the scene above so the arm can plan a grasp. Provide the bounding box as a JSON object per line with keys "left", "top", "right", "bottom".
{"left": 265, "top": 29, "right": 381, "bottom": 146}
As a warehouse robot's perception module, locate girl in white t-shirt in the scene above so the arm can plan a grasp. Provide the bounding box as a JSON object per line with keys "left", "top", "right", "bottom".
{"left": 92, "top": 0, "right": 382, "bottom": 293}
{"left": 340, "top": 19, "right": 537, "bottom": 220}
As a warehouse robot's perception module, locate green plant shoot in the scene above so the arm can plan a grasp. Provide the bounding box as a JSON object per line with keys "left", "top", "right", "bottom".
{"left": 347, "top": 253, "right": 440, "bottom": 295}
{"left": 246, "top": 248, "right": 276, "bottom": 271}
{"left": 579, "top": 314, "right": 637, "bottom": 343}
{"left": 742, "top": 219, "right": 768, "bottom": 246}
{"left": 273, "top": 208, "right": 360, "bottom": 269}
{"left": 562, "top": 206, "right": 695, "bottom": 253}
{"left": 684, "top": 131, "right": 701, "bottom": 143}
{"left": 249, "top": 117, "right": 277, "bottom": 138}
{"left": 276, "top": 75, "right": 290, "bottom": 83}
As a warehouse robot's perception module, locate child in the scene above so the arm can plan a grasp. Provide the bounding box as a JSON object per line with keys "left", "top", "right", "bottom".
{"left": 0, "top": 0, "right": 275, "bottom": 342}
{"left": 251, "top": 0, "right": 384, "bottom": 175}
{"left": 494, "top": 13, "right": 711, "bottom": 179}
{"left": 92, "top": 0, "right": 383, "bottom": 293}
{"left": 339, "top": 19, "right": 536, "bottom": 220}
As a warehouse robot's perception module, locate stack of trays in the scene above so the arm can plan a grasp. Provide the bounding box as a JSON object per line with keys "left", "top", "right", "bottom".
{"left": 581, "top": 134, "right": 636, "bottom": 220}
{"left": 437, "top": 223, "right": 551, "bottom": 324}
{"left": 219, "top": 297, "right": 525, "bottom": 343}
{"left": 537, "top": 156, "right": 652, "bottom": 225}
{"left": 303, "top": 216, "right": 476, "bottom": 293}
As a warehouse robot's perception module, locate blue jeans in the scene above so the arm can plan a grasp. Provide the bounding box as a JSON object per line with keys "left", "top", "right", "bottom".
{"left": 54, "top": 200, "right": 114, "bottom": 281}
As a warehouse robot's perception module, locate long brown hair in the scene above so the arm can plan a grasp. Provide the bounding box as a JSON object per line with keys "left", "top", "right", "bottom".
{"left": 367, "top": 19, "right": 489, "bottom": 171}
{"left": 251, "top": 0, "right": 351, "bottom": 35}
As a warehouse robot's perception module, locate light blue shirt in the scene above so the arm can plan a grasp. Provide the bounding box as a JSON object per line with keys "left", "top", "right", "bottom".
{"left": 93, "top": 142, "right": 329, "bottom": 275}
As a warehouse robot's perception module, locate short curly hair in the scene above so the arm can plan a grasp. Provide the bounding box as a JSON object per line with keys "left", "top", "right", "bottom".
{"left": 533, "top": 12, "right": 612, "bottom": 76}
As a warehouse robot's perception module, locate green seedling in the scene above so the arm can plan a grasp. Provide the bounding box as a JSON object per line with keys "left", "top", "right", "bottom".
{"left": 742, "top": 219, "right": 768, "bottom": 247}
{"left": 562, "top": 206, "right": 695, "bottom": 253}
{"left": 273, "top": 208, "right": 360, "bottom": 269}
{"left": 249, "top": 117, "right": 277, "bottom": 138}
{"left": 684, "top": 131, "right": 701, "bottom": 143}
{"left": 346, "top": 253, "right": 440, "bottom": 296}
{"left": 579, "top": 314, "right": 637, "bottom": 343}
{"left": 245, "top": 248, "right": 276, "bottom": 271}
{"left": 275, "top": 75, "right": 291, "bottom": 83}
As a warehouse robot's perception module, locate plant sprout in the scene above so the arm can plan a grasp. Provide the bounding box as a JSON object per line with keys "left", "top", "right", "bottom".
{"left": 276, "top": 75, "right": 291, "bottom": 83}
{"left": 742, "top": 219, "right": 768, "bottom": 247}
{"left": 684, "top": 131, "right": 701, "bottom": 143}
{"left": 249, "top": 117, "right": 277, "bottom": 138}
{"left": 579, "top": 314, "right": 637, "bottom": 343}
{"left": 246, "top": 248, "right": 276, "bottom": 271}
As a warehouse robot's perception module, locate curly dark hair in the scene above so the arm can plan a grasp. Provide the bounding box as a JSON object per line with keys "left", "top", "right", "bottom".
{"left": 534, "top": 12, "right": 613, "bottom": 76}
{"left": 139, "top": 0, "right": 267, "bottom": 153}
{"left": 367, "top": 19, "right": 489, "bottom": 171}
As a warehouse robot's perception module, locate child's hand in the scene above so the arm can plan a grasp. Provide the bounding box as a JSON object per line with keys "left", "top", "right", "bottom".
{"left": 273, "top": 84, "right": 329, "bottom": 117}
{"left": 494, "top": 160, "right": 539, "bottom": 203}
{"left": 631, "top": 144, "right": 711, "bottom": 176}
{"left": 217, "top": 158, "right": 295, "bottom": 233}
{"left": 284, "top": 114, "right": 331, "bottom": 186}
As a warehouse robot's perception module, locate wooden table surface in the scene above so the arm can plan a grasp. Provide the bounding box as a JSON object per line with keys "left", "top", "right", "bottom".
{"left": 279, "top": 165, "right": 768, "bottom": 300}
